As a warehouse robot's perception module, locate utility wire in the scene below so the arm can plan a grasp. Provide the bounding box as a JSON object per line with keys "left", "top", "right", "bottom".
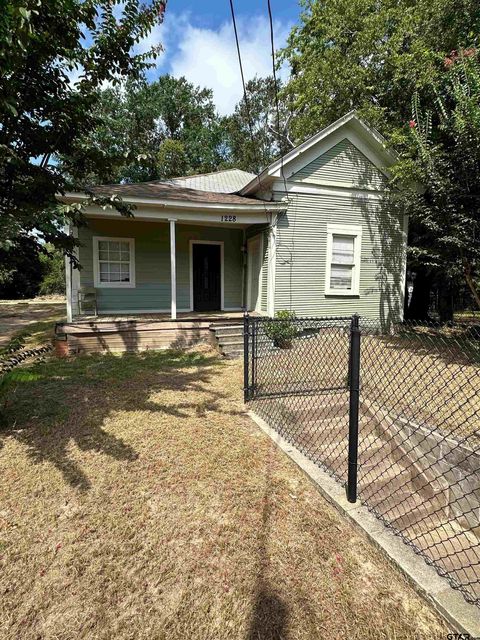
{"left": 266, "top": 0, "right": 289, "bottom": 199}
{"left": 228, "top": 0, "right": 266, "bottom": 191}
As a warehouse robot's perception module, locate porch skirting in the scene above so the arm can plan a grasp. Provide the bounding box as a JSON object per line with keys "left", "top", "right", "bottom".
{"left": 55, "top": 315, "right": 247, "bottom": 355}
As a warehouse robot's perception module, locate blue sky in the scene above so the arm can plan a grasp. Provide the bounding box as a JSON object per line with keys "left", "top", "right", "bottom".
{"left": 140, "top": 0, "right": 301, "bottom": 115}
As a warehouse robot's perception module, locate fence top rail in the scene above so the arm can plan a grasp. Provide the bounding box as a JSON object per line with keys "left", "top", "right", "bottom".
{"left": 247, "top": 315, "right": 353, "bottom": 322}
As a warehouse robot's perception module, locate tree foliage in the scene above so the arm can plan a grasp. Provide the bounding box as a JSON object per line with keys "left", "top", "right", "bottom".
{"left": 39, "top": 246, "right": 66, "bottom": 295}
{"left": 0, "top": 0, "right": 167, "bottom": 257}
{"left": 63, "top": 74, "right": 229, "bottom": 184}
{"left": 281, "top": 0, "right": 479, "bottom": 141}
{"left": 223, "top": 76, "right": 293, "bottom": 173}
{"left": 0, "top": 236, "right": 43, "bottom": 299}
{"left": 392, "top": 50, "right": 480, "bottom": 309}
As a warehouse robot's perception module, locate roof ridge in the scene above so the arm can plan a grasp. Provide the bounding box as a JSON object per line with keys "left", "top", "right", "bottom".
{"left": 170, "top": 168, "right": 255, "bottom": 181}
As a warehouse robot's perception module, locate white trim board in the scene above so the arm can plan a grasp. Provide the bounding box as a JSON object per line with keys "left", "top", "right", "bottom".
{"left": 270, "top": 181, "right": 386, "bottom": 201}
{"left": 246, "top": 233, "right": 264, "bottom": 313}
{"left": 80, "top": 207, "right": 272, "bottom": 227}
{"left": 89, "top": 308, "right": 191, "bottom": 315}
{"left": 189, "top": 240, "right": 225, "bottom": 312}
{"left": 62, "top": 192, "right": 284, "bottom": 214}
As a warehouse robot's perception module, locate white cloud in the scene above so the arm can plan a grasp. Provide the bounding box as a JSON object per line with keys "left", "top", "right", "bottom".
{"left": 164, "top": 13, "right": 291, "bottom": 116}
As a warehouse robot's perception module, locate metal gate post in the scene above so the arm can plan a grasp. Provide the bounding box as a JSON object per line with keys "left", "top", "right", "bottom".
{"left": 252, "top": 319, "right": 257, "bottom": 395}
{"left": 347, "top": 314, "right": 361, "bottom": 503}
{"left": 243, "top": 313, "right": 250, "bottom": 402}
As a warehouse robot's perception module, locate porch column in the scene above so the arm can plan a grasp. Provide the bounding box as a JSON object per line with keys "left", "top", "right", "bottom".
{"left": 267, "top": 213, "right": 277, "bottom": 317}
{"left": 65, "top": 223, "right": 79, "bottom": 322}
{"left": 169, "top": 218, "right": 177, "bottom": 320}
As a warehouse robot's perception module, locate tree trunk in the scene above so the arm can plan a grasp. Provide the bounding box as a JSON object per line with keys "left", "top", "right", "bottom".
{"left": 465, "top": 273, "right": 480, "bottom": 309}
{"left": 405, "top": 266, "right": 432, "bottom": 321}
{"left": 464, "top": 260, "right": 480, "bottom": 310}
{"left": 438, "top": 284, "right": 454, "bottom": 323}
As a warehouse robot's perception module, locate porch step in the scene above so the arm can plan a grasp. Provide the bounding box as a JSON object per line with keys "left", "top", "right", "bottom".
{"left": 210, "top": 323, "right": 244, "bottom": 359}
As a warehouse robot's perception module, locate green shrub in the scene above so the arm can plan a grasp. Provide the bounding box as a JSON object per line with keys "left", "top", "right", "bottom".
{"left": 39, "top": 247, "right": 65, "bottom": 295}
{"left": 264, "top": 310, "right": 298, "bottom": 349}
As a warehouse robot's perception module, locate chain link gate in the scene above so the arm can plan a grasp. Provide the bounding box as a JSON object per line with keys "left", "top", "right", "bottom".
{"left": 244, "top": 314, "right": 360, "bottom": 499}
{"left": 243, "top": 313, "right": 480, "bottom": 607}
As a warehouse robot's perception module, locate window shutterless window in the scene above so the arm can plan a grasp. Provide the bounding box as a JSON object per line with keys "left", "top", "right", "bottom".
{"left": 93, "top": 237, "right": 135, "bottom": 288}
{"left": 325, "top": 225, "right": 362, "bottom": 296}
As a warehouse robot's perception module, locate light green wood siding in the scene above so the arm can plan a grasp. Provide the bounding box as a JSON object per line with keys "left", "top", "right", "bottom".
{"left": 291, "top": 138, "right": 387, "bottom": 190}
{"left": 274, "top": 192, "right": 405, "bottom": 321}
{"left": 77, "top": 219, "right": 244, "bottom": 312}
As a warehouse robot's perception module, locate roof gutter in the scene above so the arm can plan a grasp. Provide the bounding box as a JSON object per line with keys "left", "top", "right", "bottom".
{"left": 59, "top": 191, "right": 286, "bottom": 213}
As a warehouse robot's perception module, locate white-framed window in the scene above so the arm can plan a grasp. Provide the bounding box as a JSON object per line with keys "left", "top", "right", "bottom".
{"left": 93, "top": 237, "right": 135, "bottom": 288}
{"left": 325, "top": 224, "right": 362, "bottom": 296}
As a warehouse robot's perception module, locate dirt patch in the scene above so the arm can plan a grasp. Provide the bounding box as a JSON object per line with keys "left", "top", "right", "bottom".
{"left": 0, "top": 298, "right": 65, "bottom": 347}
{"left": 0, "top": 348, "right": 448, "bottom": 639}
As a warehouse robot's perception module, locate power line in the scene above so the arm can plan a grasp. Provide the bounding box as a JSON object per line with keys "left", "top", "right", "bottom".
{"left": 228, "top": 0, "right": 264, "bottom": 181}
{"left": 266, "top": 0, "right": 289, "bottom": 199}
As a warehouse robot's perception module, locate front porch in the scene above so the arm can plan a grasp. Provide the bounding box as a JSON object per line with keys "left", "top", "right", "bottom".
{"left": 67, "top": 216, "right": 274, "bottom": 322}
{"left": 60, "top": 185, "right": 282, "bottom": 353}
{"left": 56, "top": 311, "right": 261, "bottom": 356}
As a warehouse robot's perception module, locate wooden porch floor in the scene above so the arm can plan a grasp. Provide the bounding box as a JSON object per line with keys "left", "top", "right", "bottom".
{"left": 69, "top": 310, "right": 260, "bottom": 324}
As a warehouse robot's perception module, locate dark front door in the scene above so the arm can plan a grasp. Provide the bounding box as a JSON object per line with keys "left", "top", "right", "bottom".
{"left": 192, "top": 243, "right": 221, "bottom": 311}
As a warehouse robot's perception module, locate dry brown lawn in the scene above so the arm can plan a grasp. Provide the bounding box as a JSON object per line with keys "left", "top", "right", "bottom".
{"left": 0, "top": 346, "right": 448, "bottom": 639}
{"left": 254, "top": 324, "right": 480, "bottom": 444}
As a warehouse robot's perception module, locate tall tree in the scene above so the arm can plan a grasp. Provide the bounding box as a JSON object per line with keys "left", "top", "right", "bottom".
{"left": 392, "top": 50, "right": 480, "bottom": 312}
{"left": 0, "top": 0, "right": 167, "bottom": 258}
{"left": 64, "top": 75, "right": 228, "bottom": 185}
{"left": 281, "top": 0, "right": 479, "bottom": 141}
{"left": 223, "top": 76, "right": 293, "bottom": 173}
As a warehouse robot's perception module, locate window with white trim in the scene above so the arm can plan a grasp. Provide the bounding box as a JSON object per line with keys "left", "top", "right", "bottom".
{"left": 93, "top": 237, "right": 135, "bottom": 288}
{"left": 325, "top": 225, "right": 362, "bottom": 295}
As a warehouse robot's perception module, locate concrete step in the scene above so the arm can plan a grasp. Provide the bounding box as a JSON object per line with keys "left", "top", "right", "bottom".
{"left": 223, "top": 349, "right": 244, "bottom": 359}
{"left": 212, "top": 325, "right": 244, "bottom": 336}
{"left": 222, "top": 341, "right": 244, "bottom": 352}
{"left": 217, "top": 335, "right": 244, "bottom": 346}
{"left": 210, "top": 322, "right": 245, "bottom": 358}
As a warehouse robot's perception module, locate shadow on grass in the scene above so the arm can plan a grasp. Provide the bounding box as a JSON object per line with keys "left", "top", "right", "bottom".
{"left": 0, "top": 350, "right": 230, "bottom": 492}
{"left": 362, "top": 325, "right": 480, "bottom": 368}
{"left": 247, "top": 450, "right": 289, "bottom": 640}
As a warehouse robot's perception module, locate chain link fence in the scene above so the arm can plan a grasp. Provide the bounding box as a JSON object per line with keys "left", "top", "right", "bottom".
{"left": 244, "top": 314, "right": 480, "bottom": 607}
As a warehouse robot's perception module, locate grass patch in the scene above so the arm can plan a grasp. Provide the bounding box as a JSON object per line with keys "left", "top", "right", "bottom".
{"left": 0, "top": 347, "right": 447, "bottom": 639}
{"left": 0, "top": 318, "right": 61, "bottom": 355}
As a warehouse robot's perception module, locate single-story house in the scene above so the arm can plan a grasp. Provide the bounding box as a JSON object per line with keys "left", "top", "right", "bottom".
{"left": 57, "top": 111, "right": 407, "bottom": 354}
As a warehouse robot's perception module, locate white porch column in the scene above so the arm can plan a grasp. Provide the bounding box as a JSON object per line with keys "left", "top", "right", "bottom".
{"left": 169, "top": 218, "right": 177, "bottom": 320}
{"left": 65, "top": 223, "right": 79, "bottom": 322}
{"left": 267, "top": 213, "right": 277, "bottom": 317}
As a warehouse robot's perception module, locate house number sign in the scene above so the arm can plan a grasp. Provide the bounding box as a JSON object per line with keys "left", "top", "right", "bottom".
{"left": 220, "top": 215, "right": 237, "bottom": 222}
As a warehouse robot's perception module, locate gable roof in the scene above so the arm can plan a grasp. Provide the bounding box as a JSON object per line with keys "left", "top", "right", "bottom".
{"left": 240, "top": 111, "right": 397, "bottom": 195}
{"left": 170, "top": 169, "right": 256, "bottom": 194}
{"left": 89, "top": 181, "right": 266, "bottom": 206}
